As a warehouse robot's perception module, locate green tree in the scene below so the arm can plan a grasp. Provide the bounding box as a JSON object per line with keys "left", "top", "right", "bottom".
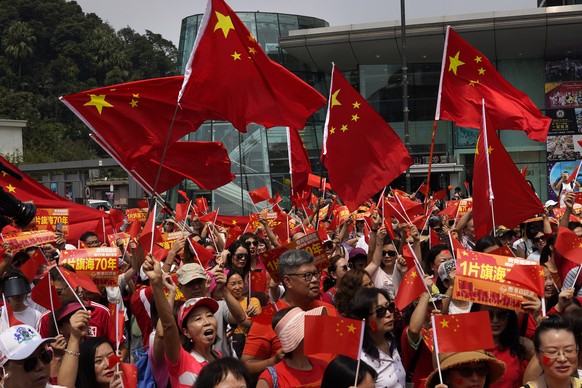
{"left": 2, "top": 21, "right": 36, "bottom": 79}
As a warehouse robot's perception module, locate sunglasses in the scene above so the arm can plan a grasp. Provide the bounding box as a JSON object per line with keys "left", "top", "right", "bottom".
{"left": 454, "top": 365, "right": 488, "bottom": 378}
{"left": 382, "top": 250, "right": 397, "bottom": 257}
{"left": 370, "top": 302, "right": 395, "bottom": 318}
{"left": 245, "top": 240, "right": 258, "bottom": 246}
{"left": 488, "top": 310, "right": 510, "bottom": 321}
{"left": 233, "top": 253, "right": 247, "bottom": 259}
{"left": 533, "top": 236, "right": 546, "bottom": 243}
{"left": 13, "top": 348, "right": 53, "bottom": 373}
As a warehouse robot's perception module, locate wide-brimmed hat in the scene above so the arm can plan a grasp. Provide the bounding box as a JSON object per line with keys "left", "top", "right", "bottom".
{"left": 425, "top": 350, "right": 506, "bottom": 388}
{"left": 57, "top": 302, "right": 94, "bottom": 322}
{"left": 0, "top": 325, "right": 55, "bottom": 366}
{"left": 274, "top": 306, "right": 327, "bottom": 353}
{"left": 178, "top": 297, "right": 219, "bottom": 328}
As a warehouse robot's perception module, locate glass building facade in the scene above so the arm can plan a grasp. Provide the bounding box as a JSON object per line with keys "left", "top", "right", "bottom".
{"left": 176, "top": 12, "right": 328, "bottom": 215}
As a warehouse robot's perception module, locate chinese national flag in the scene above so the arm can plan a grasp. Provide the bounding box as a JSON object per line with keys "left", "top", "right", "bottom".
{"left": 174, "top": 203, "right": 190, "bottom": 222}
{"left": 177, "top": 190, "right": 190, "bottom": 202}
{"left": 401, "top": 243, "right": 416, "bottom": 269}
{"left": 249, "top": 186, "right": 271, "bottom": 204}
{"left": 323, "top": 65, "right": 412, "bottom": 211}
{"left": 177, "top": 0, "right": 326, "bottom": 133}
{"left": 137, "top": 199, "right": 149, "bottom": 209}
{"left": 432, "top": 189, "right": 447, "bottom": 200}
{"left": 430, "top": 228, "right": 440, "bottom": 248}
{"left": 250, "top": 303, "right": 277, "bottom": 325}
{"left": 198, "top": 210, "right": 218, "bottom": 223}
{"left": 195, "top": 198, "right": 209, "bottom": 214}
{"left": 108, "top": 208, "right": 125, "bottom": 231}
{"left": 269, "top": 192, "right": 282, "bottom": 206}
{"left": 60, "top": 268, "right": 100, "bottom": 295}
{"left": 20, "top": 248, "right": 47, "bottom": 283}
{"left": 108, "top": 303, "right": 125, "bottom": 348}
{"left": 138, "top": 210, "right": 164, "bottom": 253}
{"left": 288, "top": 128, "right": 312, "bottom": 194}
{"left": 304, "top": 315, "right": 363, "bottom": 359}
{"left": 62, "top": 77, "right": 234, "bottom": 192}
{"left": 488, "top": 245, "right": 516, "bottom": 257}
{"left": 555, "top": 226, "right": 582, "bottom": 265}
{"left": 433, "top": 311, "right": 494, "bottom": 353}
{"left": 30, "top": 274, "right": 62, "bottom": 311}
{"left": 505, "top": 264, "right": 545, "bottom": 296}
{"left": 249, "top": 270, "right": 267, "bottom": 293}
{"left": 127, "top": 220, "right": 141, "bottom": 240}
{"left": 307, "top": 173, "right": 332, "bottom": 191}
{"left": 224, "top": 225, "right": 243, "bottom": 248}
{"left": 0, "top": 155, "right": 112, "bottom": 243}
{"left": 271, "top": 213, "right": 290, "bottom": 243}
{"left": 120, "top": 362, "right": 138, "bottom": 388}
{"left": 394, "top": 267, "right": 426, "bottom": 311}
{"left": 472, "top": 108, "right": 544, "bottom": 239}
{"left": 189, "top": 238, "right": 215, "bottom": 268}
{"left": 436, "top": 26, "right": 551, "bottom": 142}
{"left": 417, "top": 182, "right": 429, "bottom": 196}
{"left": 568, "top": 161, "right": 582, "bottom": 183}
{"left": 438, "top": 200, "right": 460, "bottom": 218}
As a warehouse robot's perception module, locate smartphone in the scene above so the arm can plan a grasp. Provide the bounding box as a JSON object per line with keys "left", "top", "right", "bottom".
{"left": 55, "top": 222, "right": 63, "bottom": 234}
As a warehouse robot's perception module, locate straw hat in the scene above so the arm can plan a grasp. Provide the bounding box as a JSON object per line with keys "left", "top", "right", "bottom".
{"left": 425, "top": 350, "right": 506, "bottom": 388}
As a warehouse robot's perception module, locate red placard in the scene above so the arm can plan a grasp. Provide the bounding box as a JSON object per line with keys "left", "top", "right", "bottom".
{"left": 59, "top": 247, "right": 120, "bottom": 287}
{"left": 126, "top": 208, "right": 147, "bottom": 223}
{"left": 34, "top": 208, "right": 69, "bottom": 235}
{"left": 1, "top": 230, "right": 56, "bottom": 251}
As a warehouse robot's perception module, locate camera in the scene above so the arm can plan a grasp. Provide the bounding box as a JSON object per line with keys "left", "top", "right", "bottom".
{"left": 0, "top": 187, "right": 36, "bottom": 228}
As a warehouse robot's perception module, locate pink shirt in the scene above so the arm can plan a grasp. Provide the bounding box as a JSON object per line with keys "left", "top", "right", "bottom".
{"left": 166, "top": 347, "right": 219, "bottom": 388}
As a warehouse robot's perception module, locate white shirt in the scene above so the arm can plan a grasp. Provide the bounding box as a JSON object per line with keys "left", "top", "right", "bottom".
{"left": 361, "top": 345, "right": 406, "bottom": 388}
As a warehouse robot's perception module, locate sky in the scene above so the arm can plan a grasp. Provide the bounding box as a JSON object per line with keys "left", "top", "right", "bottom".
{"left": 71, "top": 0, "right": 537, "bottom": 46}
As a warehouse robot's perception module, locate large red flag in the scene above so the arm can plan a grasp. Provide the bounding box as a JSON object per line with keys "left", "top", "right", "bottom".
{"left": 472, "top": 106, "right": 544, "bottom": 239}
{"left": 108, "top": 208, "right": 125, "bottom": 231}
{"left": 287, "top": 128, "right": 312, "bottom": 195}
{"left": 436, "top": 26, "right": 551, "bottom": 142}
{"left": 394, "top": 267, "right": 426, "bottom": 311}
{"left": 433, "top": 311, "right": 494, "bottom": 353}
{"left": 0, "top": 155, "right": 112, "bottom": 243}
{"left": 248, "top": 186, "right": 271, "bottom": 204}
{"left": 304, "top": 315, "right": 363, "bottom": 359}
{"left": 504, "top": 264, "right": 545, "bottom": 296}
{"left": 177, "top": 0, "right": 326, "bottom": 133}
{"left": 30, "top": 274, "right": 62, "bottom": 311}
{"left": 554, "top": 226, "right": 582, "bottom": 265}
{"left": 323, "top": 65, "right": 412, "bottom": 211}
{"left": 20, "top": 248, "right": 47, "bottom": 283}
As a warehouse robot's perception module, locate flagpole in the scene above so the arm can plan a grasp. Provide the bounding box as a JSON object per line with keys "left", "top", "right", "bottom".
{"left": 430, "top": 315, "right": 444, "bottom": 385}
{"left": 448, "top": 231, "right": 457, "bottom": 262}
{"left": 2, "top": 294, "right": 9, "bottom": 327}
{"left": 115, "top": 302, "right": 120, "bottom": 354}
{"left": 286, "top": 127, "right": 295, "bottom": 197}
{"left": 39, "top": 248, "right": 88, "bottom": 311}
{"left": 481, "top": 100, "right": 496, "bottom": 234}
{"left": 391, "top": 188, "right": 414, "bottom": 225}
{"left": 48, "top": 273, "right": 60, "bottom": 335}
{"left": 353, "top": 319, "right": 366, "bottom": 387}
{"left": 386, "top": 199, "right": 412, "bottom": 226}
{"left": 149, "top": 203, "right": 158, "bottom": 255}
{"left": 407, "top": 243, "right": 439, "bottom": 311}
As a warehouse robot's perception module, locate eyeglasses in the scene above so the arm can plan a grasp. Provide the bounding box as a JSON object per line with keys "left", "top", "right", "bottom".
{"left": 233, "top": 253, "right": 247, "bottom": 259}
{"left": 12, "top": 348, "right": 53, "bottom": 372}
{"left": 287, "top": 270, "right": 322, "bottom": 282}
{"left": 533, "top": 236, "right": 546, "bottom": 243}
{"left": 488, "top": 310, "right": 510, "bottom": 321}
{"left": 453, "top": 365, "right": 488, "bottom": 378}
{"left": 245, "top": 240, "right": 258, "bottom": 246}
{"left": 370, "top": 302, "right": 395, "bottom": 318}
{"left": 382, "top": 250, "right": 397, "bottom": 257}
{"left": 537, "top": 346, "right": 578, "bottom": 359}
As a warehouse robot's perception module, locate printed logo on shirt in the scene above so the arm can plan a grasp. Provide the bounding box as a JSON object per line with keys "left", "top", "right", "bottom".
{"left": 88, "top": 326, "right": 97, "bottom": 337}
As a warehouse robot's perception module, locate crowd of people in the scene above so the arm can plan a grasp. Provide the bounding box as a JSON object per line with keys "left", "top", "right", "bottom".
{"left": 2, "top": 187, "right": 582, "bottom": 388}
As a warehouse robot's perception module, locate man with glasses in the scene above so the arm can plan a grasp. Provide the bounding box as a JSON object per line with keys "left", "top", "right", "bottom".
{"left": 241, "top": 249, "right": 337, "bottom": 381}
{"left": 0, "top": 324, "right": 63, "bottom": 388}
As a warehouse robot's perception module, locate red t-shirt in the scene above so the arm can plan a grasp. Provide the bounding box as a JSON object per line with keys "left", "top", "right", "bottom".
{"left": 130, "top": 286, "right": 153, "bottom": 346}
{"left": 400, "top": 326, "right": 433, "bottom": 388}
{"left": 489, "top": 345, "right": 525, "bottom": 388}
{"left": 257, "top": 357, "right": 328, "bottom": 388}
{"left": 166, "top": 347, "right": 220, "bottom": 388}
{"left": 38, "top": 300, "right": 111, "bottom": 338}
{"left": 242, "top": 299, "right": 337, "bottom": 360}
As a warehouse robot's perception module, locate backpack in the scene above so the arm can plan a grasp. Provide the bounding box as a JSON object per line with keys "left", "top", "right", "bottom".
{"left": 133, "top": 347, "right": 157, "bottom": 388}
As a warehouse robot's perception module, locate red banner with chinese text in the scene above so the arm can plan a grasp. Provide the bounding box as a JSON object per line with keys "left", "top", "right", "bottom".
{"left": 1, "top": 230, "right": 56, "bottom": 251}
{"left": 34, "top": 208, "right": 70, "bottom": 236}
{"left": 59, "top": 248, "right": 120, "bottom": 287}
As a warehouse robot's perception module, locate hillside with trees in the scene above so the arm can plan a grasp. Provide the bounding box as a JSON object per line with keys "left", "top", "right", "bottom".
{"left": 0, "top": 0, "right": 179, "bottom": 163}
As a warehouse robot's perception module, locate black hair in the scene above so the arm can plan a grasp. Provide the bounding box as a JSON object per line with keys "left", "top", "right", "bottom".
{"left": 569, "top": 221, "right": 582, "bottom": 231}
{"left": 539, "top": 235, "right": 556, "bottom": 266}
{"left": 76, "top": 337, "right": 113, "bottom": 388}
{"left": 195, "top": 357, "right": 251, "bottom": 388}
{"left": 79, "top": 231, "right": 99, "bottom": 243}
{"left": 323, "top": 255, "right": 345, "bottom": 292}
{"left": 225, "top": 240, "right": 251, "bottom": 275}
{"left": 424, "top": 244, "right": 448, "bottom": 275}
{"left": 533, "top": 314, "right": 574, "bottom": 351}
{"left": 346, "top": 287, "right": 393, "bottom": 360}
{"left": 526, "top": 226, "right": 543, "bottom": 241}
{"left": 321, "top": 355, "right": 377, "bottom": 388}
{"left": 474, "top": 235, "right": 501, "bottom": 253}
{"left": 565, "top": 309, "right": 582, "bottom": 348}
{"left": 239, "top": 232, "right": 258, "bottom": 244}
{"left": 472, "top": 304, "right": 525, "bottom": 360}
{"left": 335, "top": 268, "right": 371, "bottom": 316}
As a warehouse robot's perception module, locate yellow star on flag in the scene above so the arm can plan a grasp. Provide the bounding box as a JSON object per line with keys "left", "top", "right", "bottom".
{"left": 478, "top": 68, "right": 486, "bottom": 75}
{"left": 340, "top": 124, "right": 348, "bottom": 133}
{"left": 474, "top": 56, "right": 482, "bottom": 63}
{"left": 351, "top": 114, "right": 360, "bottom": 122}
{"left": 347, "top": 323, "right": 356, "bottom": 334}
{"left": 232, "top": 220, "right": 237, "bottom": 226}
{"left": 84, "top": 94, "right": 113, "bottom": 115}
{"left": 6, "top": 184, "right": 16, "bottom": 193}
{"left": 330, "top": 127, "right": 336, "bottom": 135}
{"left": 214, "top": 11, "right": 235, "bottom": 38}
{"left": 231, "top": 51, "right": 242, "bottom": 60}
{"left": 448, "top": 51, "right": 465, "bottom": 75}
{"left": 440, "top": 319, "right": 449, "bottom": 328}
{"left": 331, "top": 89, "right": 342, "bottom": 108}
{"left": 469, "top": 80, "right": 480, "bottom": 87}
{"left": 352, "top": 101, "right": 361, "bottom": 109}
{"left": 248, "top": 47, "right": 257, "bottom": 55}
{"left": 132, "top": 93, "right": 140, "bottom": 98}
{"left": 411, "top": 270, "right": 417, "bottom": 277}
{"left": 487, "top": 146, "right": 493, "bottom": 154}
{"left": 129, "top": 99, "right": 138, "bottom": 108}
